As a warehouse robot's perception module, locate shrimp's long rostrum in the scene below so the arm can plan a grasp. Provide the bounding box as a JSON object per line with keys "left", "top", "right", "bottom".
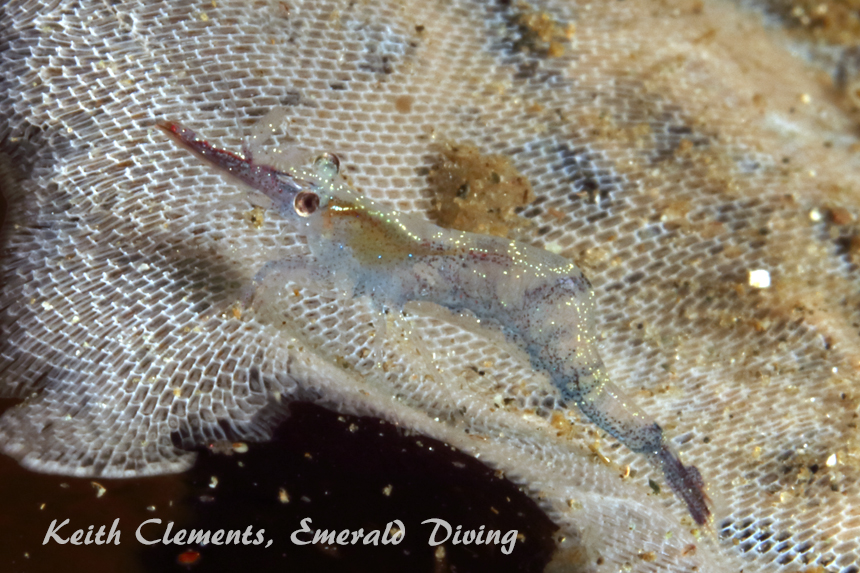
{"left": 157, "top": 119, "right": 711, "bottom": 525}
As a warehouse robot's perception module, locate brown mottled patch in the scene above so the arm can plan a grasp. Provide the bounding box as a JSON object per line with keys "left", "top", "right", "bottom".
{"left": 549, "top": 412, "right": 575, "bottom": 437}
{"left": 765, "top": 0, "right": 860, "bottom": 45}
{"left": 568, "top": 109, "right": 655, "bottom": 150}
{"left": 659, "top": 199, "right": 692, "bottom": 223}
{"left": 427, "top": 142, "right": 535, "bottom": 236}
{"left": 543, "top": 544, "right": 591, "bottom": 573}
{"left": 230, "top": 303, "right": 242, "bottom": 320}
{"left": 829, "top": 205, "right": 855, "bottom": 225}
{"left": 509, "top": 1, "right": 574, "bottom": 58}
{"left": 393, "top": 94, "right": 413, "bottom": 113}
{"left": 243, "top": 205, "right": 266, "bottom": 229}
{"left": 526, "top": 102, "right": 545, "bottom": 114}
{"left": 675, "top": 138, "right": 695, "bottom": 156}
{"left": 587, "top": 440, "right": 612, "bottom": 466}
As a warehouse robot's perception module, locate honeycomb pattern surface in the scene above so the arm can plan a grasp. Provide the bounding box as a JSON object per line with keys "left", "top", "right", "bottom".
{"left": 2, "top": 1, "right": 860, "bottom": 572}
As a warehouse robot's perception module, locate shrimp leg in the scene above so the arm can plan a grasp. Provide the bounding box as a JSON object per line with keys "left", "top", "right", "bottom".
{"left": 237, "top": 257, "right": 333, "bottom": 310}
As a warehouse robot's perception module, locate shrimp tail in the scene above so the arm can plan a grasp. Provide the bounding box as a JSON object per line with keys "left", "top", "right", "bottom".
{"left": 653, "top": 444, "right": 711, "bottom": 525}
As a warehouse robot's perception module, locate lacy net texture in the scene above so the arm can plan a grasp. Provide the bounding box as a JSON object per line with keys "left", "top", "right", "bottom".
{"left": 2, "top": 1, "right": 860, "bottom": 572}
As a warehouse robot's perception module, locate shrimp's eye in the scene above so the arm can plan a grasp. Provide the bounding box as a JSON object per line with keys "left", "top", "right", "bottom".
{"left": 294, "top": 191, "right": 320, "bottom": 217}
{"left": 314, "top": 152, "right": 340, "bottom": 179}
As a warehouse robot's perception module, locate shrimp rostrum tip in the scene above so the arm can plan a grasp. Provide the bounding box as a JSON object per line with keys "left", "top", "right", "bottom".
{"left": 156, "top": 118, "right": 711, "bottom": 525}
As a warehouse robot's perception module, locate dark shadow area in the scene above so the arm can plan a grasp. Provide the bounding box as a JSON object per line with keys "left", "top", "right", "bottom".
{"left": 141, "top": 402, "right": 558, "bottom": 572}
{"left": 0, "top": 400, "right": 558, "bottom": 573}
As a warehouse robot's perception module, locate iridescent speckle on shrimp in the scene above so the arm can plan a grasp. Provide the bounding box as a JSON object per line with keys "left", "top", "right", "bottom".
{"left": 156, "top": 118, "right": 711, "bottom": 525}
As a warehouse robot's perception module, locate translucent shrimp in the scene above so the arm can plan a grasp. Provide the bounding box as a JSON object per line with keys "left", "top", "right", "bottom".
{"left": 156, "top": 119, "right": 711, "bottom": 525}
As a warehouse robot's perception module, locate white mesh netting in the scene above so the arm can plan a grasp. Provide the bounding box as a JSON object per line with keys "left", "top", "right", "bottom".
{"left": 2, "top": 0, "right": 860, "bottom": 572}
